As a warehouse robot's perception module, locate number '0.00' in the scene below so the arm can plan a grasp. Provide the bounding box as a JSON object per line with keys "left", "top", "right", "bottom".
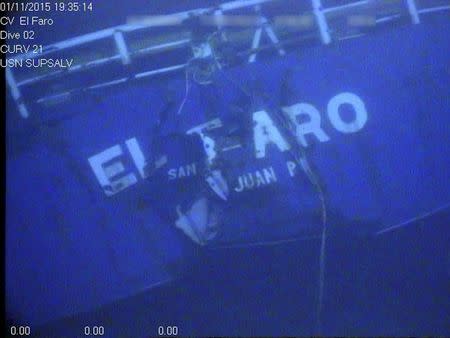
{"left": 10, "top": 326, "right": 31, "bottom": 335}
{"left": 84, "top": 326, "right": 105, "bottom": 335}
{"left": 158, "top": 326, "right": 178, "bottom": 336}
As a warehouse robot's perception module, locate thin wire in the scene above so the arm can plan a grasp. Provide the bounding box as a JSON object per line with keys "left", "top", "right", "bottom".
{"left": 316, "top": 186, "right": 327, "bottom": 334}
{"left": 261, "top": 89, "right": 328, "bottom": 333}
{"left": 268, "top": 99, "right": 329, "bottom": 335}
{"left": 208, "top": 234, "right": 323, "bottom": 250}
{"left": 215, "top": 63, "right": 328, "bottom": 333}
{"left": 376, "top": 201, "right": 450, "bottom": 236}
{"left": 295, "top": 155, "right": 328, "bottom": 335}
{"left": 198, "top": 36, "right": 329, "bottom": 331}
{"left": 176, "top": 68, "right": 191, "bottom": 115}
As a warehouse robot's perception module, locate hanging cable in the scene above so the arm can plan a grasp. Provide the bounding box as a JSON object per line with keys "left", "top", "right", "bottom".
{"left": 261, "top": 91, "right": 328, "bottom": 335}
{"left": 308, "top": 160, "right": 328, "bottom": 335}
{"left": 271, "top": 103, "right": 328, "bottom": 335}
{"left": 195, "top": 29, "right": 329, "bottom": 330}
{"left": 176, "top": 66, "right": 191, "bottom": 115}
{"left": 214, "top": 59, "right": 329, "bottom": 333}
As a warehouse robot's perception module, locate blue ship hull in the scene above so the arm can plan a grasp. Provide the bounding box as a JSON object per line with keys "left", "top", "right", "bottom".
{"left": 6, "top": 15, "right": 450, "bottom": 327}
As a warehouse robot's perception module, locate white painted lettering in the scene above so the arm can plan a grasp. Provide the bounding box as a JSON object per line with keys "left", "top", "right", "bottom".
{"left": 187, "top": 118, "right": 222, "bottom": 164}
{"left": 282, "top": 103, "right": 330, "bottom": 147}
{"left": 168, "top": 168, "right": 177, "bottom": 180}
{"left": 263, "top": 166, "right": 277, "bottom": 183}
{"left": 328, "top": 92, "right": 368, "bottom": 133}
{"left": 88, "top": 145, "right": 138, "bottom": 196}
{"left": 286, "top": 161, "right": 297, "bottom": 177}
{"left": 126, "top": 137, "right": 147, "bottom": 178}
{"left": 186, "top": 163, "right": 197, "bottom": 176}
{"left": 253, "top": 110, "right": 290, "bottom": 158}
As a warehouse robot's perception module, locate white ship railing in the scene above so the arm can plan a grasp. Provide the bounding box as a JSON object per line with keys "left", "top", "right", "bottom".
{"left": 6, "top": 0, "right": 450, "bottom": 119}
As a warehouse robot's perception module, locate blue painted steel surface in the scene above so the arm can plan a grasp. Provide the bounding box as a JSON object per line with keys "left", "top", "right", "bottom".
{"left": 6, "top": 17, "right": 450, "bottom": 325}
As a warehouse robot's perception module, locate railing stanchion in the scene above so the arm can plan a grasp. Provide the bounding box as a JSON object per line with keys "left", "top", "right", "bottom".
{"left": 312, "top": 0, "right": 331, "bottom": 44}
{"left": 249, "top": 5, "right": 285, "bottom": 63}
{"left": 6, "top": 68, "right": 29, "bottom": 119}
{"left": 114, "top": 30, "right": 132, "bottom": 65}
{"left": 263, "top": 16, "right": 286, "bottom": 56}
{"left": 249, "top": 27, "right": 263, "bottom": 63}
{"left": 406, "top": 0, "right": 421, "bottom": 24}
